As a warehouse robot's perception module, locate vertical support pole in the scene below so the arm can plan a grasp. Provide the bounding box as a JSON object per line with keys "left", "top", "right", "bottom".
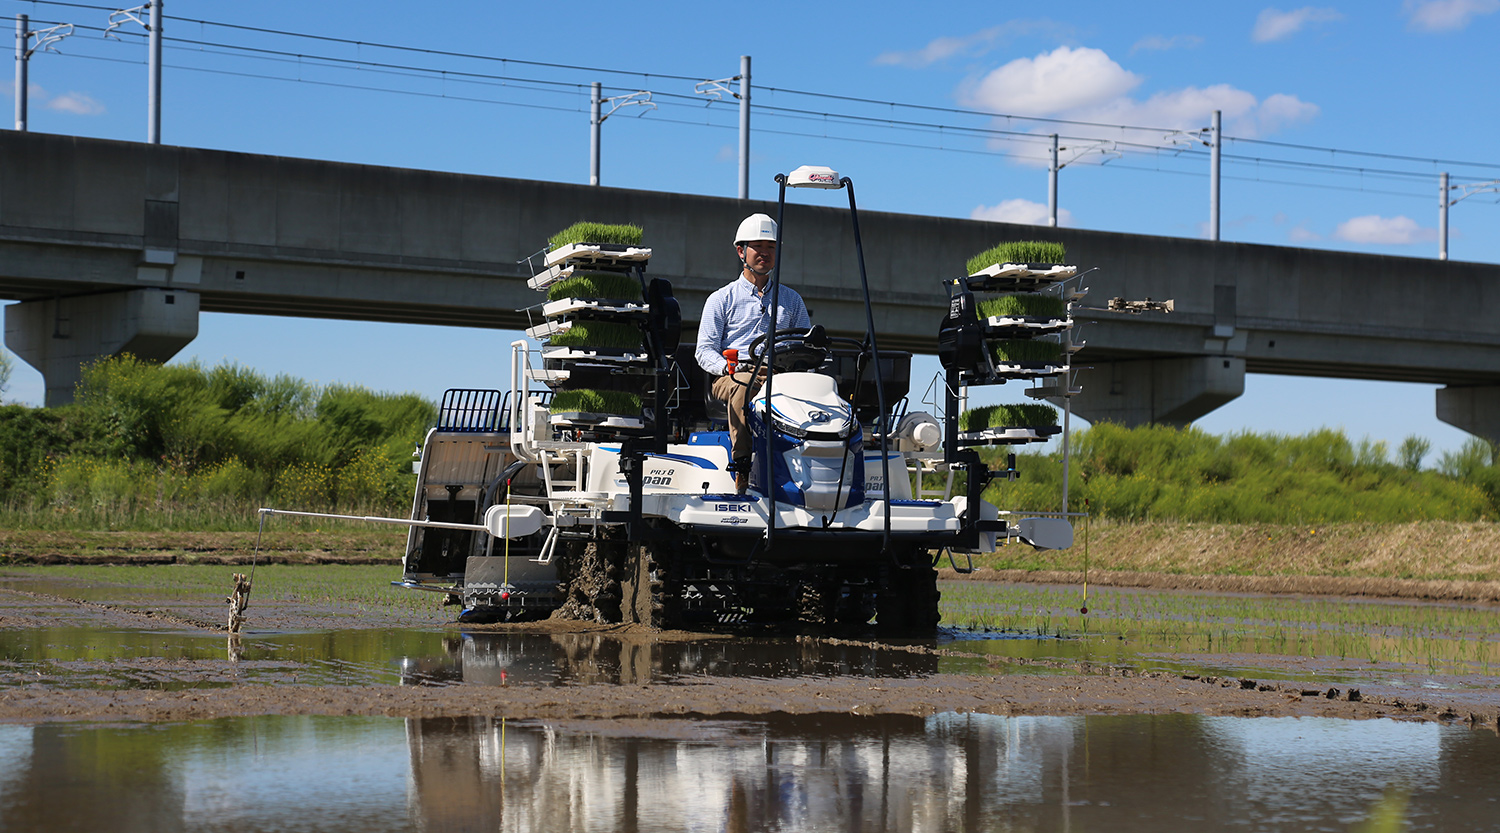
{"left": 738, "top": 55, "right": 750, "bottom": 200}
{"left": 147, "top": 0, "right": 162, "bottom": 144}
{"left": 1048, "top": 134, "right": 1059, "bottom": 227}
{"left": 1060, "top": 325, "right": 1073, "bottom": 515}
{"left": 1434, "top": 174, "right": 1446, "bottom": 265}
{"left": 1208, "top": 109, "right": 1221, "bottom": 241}
{"left": 14, "top": 14, "right": 26, "bottom": 132}
{"left": 589, "top": 81, "right": 601, "bottom": 186}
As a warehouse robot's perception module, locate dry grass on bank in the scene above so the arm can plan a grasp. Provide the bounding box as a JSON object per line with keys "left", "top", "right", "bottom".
{"left": 945, "top": 520, "right": 1500, "bottom": 602}
{"left": 0, "top": 526, "right": 406, "bottom": 565}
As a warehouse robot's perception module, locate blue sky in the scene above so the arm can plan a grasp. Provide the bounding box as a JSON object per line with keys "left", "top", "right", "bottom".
{"left": 3, "top": 0, "right": 1497, "bottom": 462}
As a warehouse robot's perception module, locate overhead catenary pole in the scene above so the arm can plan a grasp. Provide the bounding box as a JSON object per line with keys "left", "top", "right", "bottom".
{"left": 1048, "top": 134, "right": 1059, "bottom": 227}
{"left": 1439, "top": 172, "right": 1450, "bottom": 261}
{"left": 1208, "top": 109, "right": 1221, "bottom": 241}
{"left": 147, "top": 0, "right": 162, "bottom": 144}
{"left": 13, "top": 14, "right": 25, "bottom": 131}
{"left": 738, "top": 55, "right": 750, "bottom": 200}
{"left": 589, "top": 81, "right": 601, "bottom": 186}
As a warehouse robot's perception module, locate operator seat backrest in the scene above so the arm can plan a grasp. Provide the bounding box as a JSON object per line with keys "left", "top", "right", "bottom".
{"left": 672, "top": 344, "right": 725, "bottom": 424}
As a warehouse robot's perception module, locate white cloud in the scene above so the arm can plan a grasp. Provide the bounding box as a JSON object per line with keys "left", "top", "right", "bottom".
{"left": 1404, "top": 0, "right": 1500, "bottom": 31}
{"left": 1333, "top": 215, "right": 1436, "bottom": 244}
{"left": 2, "top": 81, "right": 48, "bottom": 100}
{"left": 1130, "top": 34, "right": 1204, "bottom": 54}
{"left": 960, "top": 46, "right": 1319, "bottom": 167}
{"left": 45, "top": 92, "right": 105, "bottom": 116}
{"left": 1289, "top": 224, "right": 1322, "bottom": 242}
{"left": 1252, "top": 7, "right": 1344, "bottom": 43}
{"left": 960, "top": 46, "right": 1142, "bottom": 116}
{"left": 971, "top": 199, "right": 1072, "bottom": 226}
{"left": 875, "top": 20, "right": 1074, "bottom": 68}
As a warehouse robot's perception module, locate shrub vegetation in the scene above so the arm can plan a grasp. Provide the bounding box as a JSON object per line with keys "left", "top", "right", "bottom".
{"left": 983, "top": 423, "right": 1498, "bottom": 523}
{"left": 0, "top": 355, "right": 435, "bottom": 529}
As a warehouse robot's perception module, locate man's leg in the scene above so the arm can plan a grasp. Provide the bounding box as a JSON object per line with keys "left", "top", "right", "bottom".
{"left": 711, "top": 371, "right": 758, "bottom": 490}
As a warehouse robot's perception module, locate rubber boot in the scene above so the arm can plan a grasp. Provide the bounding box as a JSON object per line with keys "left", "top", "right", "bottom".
{"left": 733, "top": 456, "right": 751, "bottom": 494}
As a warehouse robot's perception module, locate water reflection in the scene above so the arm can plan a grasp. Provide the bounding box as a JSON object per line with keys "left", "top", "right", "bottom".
{"left": 400, "top": 631, "right": 940, "bottom": 687}
{"left": 2, "top": 714, "right": 1496, "bottom": 831}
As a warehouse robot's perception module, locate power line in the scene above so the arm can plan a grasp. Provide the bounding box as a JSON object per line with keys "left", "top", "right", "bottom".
{"left": 28, "top": 0, "right": 1499, "bottom": 175}
{"left": 22, "top": 3, "right": 1500, "bottom": 193}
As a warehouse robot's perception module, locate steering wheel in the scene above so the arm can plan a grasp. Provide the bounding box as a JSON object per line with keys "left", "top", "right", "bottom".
{"left": 747, "top": 325, "right": 830, "bottom": 373}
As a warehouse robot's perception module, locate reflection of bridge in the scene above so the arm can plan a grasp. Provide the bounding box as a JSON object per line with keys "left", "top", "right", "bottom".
{"left": 4, "top": 131, "right": 1500, "bottom": 440}
{"left": 402, "top": 709, "right": 1499, "bottom": 830}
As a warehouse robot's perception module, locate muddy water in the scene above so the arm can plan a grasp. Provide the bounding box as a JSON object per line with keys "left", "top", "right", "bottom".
{"left": 0, "top": 627, "right": 945, "bottom": 691}
{"left": 1, "top": 712, "right": 1496, "bottom": 831}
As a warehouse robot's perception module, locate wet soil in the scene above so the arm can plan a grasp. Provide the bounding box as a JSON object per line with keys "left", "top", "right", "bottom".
{"left": 945, "top": 567, "right": 1500, "bottom": 603}
{"left": 3, "top": 578, "right": 1498, "bottom": 729}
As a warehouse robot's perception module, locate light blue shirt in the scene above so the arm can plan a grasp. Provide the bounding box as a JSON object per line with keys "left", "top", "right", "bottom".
{"left": 695, "top": 274, "right": 811, "bottom": 375}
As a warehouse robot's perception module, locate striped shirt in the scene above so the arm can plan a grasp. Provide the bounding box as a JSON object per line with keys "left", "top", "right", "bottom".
{"left": 695, "top": 275, "right": 811, "bottom": 376}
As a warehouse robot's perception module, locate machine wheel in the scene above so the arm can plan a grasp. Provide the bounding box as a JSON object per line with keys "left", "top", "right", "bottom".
{"left": 620, "top": 543, "right": 675, "bottom": 628}
{"left": 796, "top": 581, "right": 837, "bottom": 626}
{"left": 875, "top": 550, "right": 941, "bottom": 634}
{"left": 552, "top": 536, "right": 626, "bottom": 622}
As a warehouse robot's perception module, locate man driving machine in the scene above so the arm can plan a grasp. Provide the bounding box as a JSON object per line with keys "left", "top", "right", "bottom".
{"left": 695, "top": 212, "right": 811, "bottom": 492}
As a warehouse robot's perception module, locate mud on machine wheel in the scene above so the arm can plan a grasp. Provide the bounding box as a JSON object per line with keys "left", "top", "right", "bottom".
{"left": 552, "top": 535, "right": 627, "bottom": 623}
{"left": 875, "top": 548, "right": 941, "bottom": 634}
{"left": 619, "top": 542, "right": 675, "bottom": 629}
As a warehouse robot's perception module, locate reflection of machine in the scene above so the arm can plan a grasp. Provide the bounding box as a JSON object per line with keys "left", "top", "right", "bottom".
{"left": 403, "top": 712, "right": 1079, "bottom": 831}
{"left": 264, "top": 166, "right": 1095, "bottom": 630}
{"left": 397, "top": 631, "right": 941, "bottom": 689}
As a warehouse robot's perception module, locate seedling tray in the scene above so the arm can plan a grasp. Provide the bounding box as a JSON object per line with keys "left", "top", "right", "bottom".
{"left": 544, "top": 243, "right": 653, "bottom": 269}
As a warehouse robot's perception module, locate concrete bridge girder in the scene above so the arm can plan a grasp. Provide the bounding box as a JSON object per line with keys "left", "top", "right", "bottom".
{"left": 1436, "top": 386, "right": 1500, "bottom": 447}
{"left": 4, "top": 288, "right": 200, "bottom": 406}
{"left": 1059, "top": 356, "right": 1247, "bottom": 427}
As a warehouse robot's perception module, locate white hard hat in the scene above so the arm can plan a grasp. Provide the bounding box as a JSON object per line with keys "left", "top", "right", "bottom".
{"left": 734, "top": 213, "right": 778, "bottom": 246}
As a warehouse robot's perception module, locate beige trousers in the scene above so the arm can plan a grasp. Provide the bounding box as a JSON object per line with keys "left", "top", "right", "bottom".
{"left": 710, "top": 371, "right": 761, "bottom": 464}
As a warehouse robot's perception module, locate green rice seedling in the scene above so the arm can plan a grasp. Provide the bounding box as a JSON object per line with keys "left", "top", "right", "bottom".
{"left": 976, "top": 294, "right": 1067, "bottom": 320}
{"left": 959, "top": 403, "right": 1059, "bottom": 432}
{"left": 547, "top": 273, "right": 642, "bottom": 302}
{"left": 548, "top": 321, "right": 642, "bottom": 350}
{"left": 548, "top": 389, "right": 642, "bottom": 416}
{"left": 547, "top": 221, "right": 644, "bottom": 250}
{"left": 967, "top": 241, "right": 1068, "bottom": 275}
{"left": 991, "top": 339, "right": 1063, "bottom": 364}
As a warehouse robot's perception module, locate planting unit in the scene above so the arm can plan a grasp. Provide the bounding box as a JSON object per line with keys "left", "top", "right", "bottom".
{"left": 265, "top": 171, "right": 1094, "bottom": 631}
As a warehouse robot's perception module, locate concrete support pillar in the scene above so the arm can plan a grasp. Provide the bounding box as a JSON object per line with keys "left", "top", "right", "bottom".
{"left": 1436, "top": 385, "right": 1500, "bottom": 446}
{"left": 4, "top": 288, "right": 199, "bottom": 406}
{"left": 1064, "top": 356, "right": 1245, "bottom": 427}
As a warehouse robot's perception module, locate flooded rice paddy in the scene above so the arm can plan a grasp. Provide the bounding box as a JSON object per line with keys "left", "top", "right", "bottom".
{"left": 2, "top": 712, "right": 1498, "bottom": 831}
{"left": 1, "top": 565, "right": 1498, "bottom": 830}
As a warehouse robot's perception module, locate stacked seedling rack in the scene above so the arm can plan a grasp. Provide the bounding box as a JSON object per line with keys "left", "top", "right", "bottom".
{"left": 937, "top": 241, "right": 1083, "bottom": 547}
{"left": 523, "top": 222, "right": 660, "bottom": 441}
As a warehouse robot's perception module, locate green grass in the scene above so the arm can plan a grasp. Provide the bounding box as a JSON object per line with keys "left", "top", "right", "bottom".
{"left": 548, "top": 321, "right": 642, "bottom": 350}
{"left": 939, "top": 580, "right": 1500, "bottom": 677}
{"left": 959, "top": 403, "right": 1058, "bottom": 432}
{"left": 976, "top": 294, "right": 1067, "bottom": 320}
{"left": 991, "top": 340, "right": 1063, "bottom": 363}
{"left": 547, "top": 273, "right": 642, "bottom": 302}
{"left": 967, "top": 241, "right": 1068, "bottom": 275}
{"left": 547, "top": 221, "right": 644, "bottom": 250}
{"left": 548, "top": 389, "right": 642, "bottom": 416}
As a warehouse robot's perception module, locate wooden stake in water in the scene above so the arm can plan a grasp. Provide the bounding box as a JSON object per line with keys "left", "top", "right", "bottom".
{"left": 1080, "top": 499, "right": 1090, "bottom": 615}
{"left": 227, "top": 572, "right": 252, "bottom": 633}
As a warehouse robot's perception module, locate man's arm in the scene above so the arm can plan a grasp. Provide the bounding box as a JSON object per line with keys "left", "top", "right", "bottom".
{"left": 789, "top": 289, "right": 811, "bottom": 330}
{"left": 695, "top": 288, "right": 730, "bottom": 375}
